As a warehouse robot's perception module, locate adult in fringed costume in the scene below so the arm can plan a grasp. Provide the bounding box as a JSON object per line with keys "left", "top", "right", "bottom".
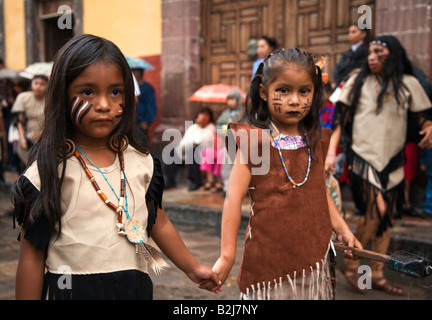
{"left": 326, "top": 35, "right": 432, "bottom": 296}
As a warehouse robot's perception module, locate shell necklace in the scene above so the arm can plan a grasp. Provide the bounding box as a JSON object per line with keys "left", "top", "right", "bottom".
{"left": 268, "top": 121, "right": 311, "bottom": 188}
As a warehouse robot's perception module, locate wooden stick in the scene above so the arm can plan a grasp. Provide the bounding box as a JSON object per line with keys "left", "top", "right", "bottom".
{"left": 333, "top": 242, "right": 390, "bottom": 264}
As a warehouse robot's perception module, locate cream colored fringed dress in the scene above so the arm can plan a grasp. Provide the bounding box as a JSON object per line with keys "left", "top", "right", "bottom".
{"left": 228, "top": 123, "right": 335, "bottom": 300}
{"left": 12, "top": 145, "right": 164, "bottom": 300}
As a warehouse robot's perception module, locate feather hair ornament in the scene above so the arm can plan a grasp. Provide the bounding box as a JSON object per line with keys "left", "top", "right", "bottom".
{"left": 315, "top": 56, "right": 329, "bottom": 84}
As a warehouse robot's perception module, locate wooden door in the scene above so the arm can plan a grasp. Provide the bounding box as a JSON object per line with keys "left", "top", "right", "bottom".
{"left": 285, "top": 0, "right": 375, "bottom": 85}
{"left": 201, "top": 0, "right": 375, "bottom": 90}
{"left": 200, "top": 0, "right": 285, "bottom": 93}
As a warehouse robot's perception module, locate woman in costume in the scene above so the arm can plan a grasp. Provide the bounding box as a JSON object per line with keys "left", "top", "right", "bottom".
{"left": 326, "top": 35, "right": 432, "bottom": 296}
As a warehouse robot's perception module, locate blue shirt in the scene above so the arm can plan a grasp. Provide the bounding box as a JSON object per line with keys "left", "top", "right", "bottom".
{"left": 137, "top": 81, "right": 157, "bottom": 124}
{"left": 252, "top": 58, "right": 263, "bottom": 78}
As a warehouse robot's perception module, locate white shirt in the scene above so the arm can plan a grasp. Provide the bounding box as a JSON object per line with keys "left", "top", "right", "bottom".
{"left": 351, "top": 40, "right": 363, "bottom": 53}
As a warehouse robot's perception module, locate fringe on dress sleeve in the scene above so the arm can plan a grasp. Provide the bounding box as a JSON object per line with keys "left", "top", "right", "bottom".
{"left": 145, "top": 156, "right": 164, "bottom": 235}
{"left": 11, "top": 175, "right": 52, "bottom": 251}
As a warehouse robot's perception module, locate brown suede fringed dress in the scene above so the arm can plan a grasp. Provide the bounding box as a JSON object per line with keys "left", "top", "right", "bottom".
{"left": 227, "top": 123, "right": 333, "bottom": 299}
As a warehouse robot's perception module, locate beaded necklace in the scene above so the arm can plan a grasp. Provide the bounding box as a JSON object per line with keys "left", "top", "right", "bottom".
{"left": 75, "top": 146, "right": 129, "bottom": 218}
{"left": 269, "top": 121, "right": 311, "bottom": 188}
{"left": 74, "top": 145, "right": 170, "bottom": 274}
{"left": 74, "top": 147, "right": 129, "bottom": 231}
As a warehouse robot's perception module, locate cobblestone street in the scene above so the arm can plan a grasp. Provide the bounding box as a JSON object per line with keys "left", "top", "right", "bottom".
{"left": 1, "top": 195, "right": 431, "bottom": 300}
{"left": 1, "top": 171, "right": 432, "bottom": 300}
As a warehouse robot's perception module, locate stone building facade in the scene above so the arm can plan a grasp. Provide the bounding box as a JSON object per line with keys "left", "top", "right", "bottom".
{"left": 1, "top": 0, "right": 431, "bottom": 154}
{"left": 156, "top": 0, "right": 432, "bottom": 154}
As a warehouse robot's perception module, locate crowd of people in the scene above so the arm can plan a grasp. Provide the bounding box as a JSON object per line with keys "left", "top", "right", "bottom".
{"left": 3, "top": 24, "right": 432, "bottom": 301}
{"left": 171, "top": 27, "right": 432, "bottom": 222}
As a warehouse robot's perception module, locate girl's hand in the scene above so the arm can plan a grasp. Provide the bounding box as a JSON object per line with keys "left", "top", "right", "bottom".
{"left": 419, "top": 125, "right": 432, "bottom": 149}
{"left": 186, "top": 264, "right": 222, "bottom": 293}
{"left": 335, "top": 230, "right": 363, "bottom": 260}
{"left": 19, "top": 138, "right": 27, "bottom": 150}
{"left": 198, "top": 279, "right": 223, "bottom": 293}
{"left": 198, "top": 256, "right": 234, "bottom": 294}
{"left": 29, "top": 130, "right": 42, "bottom": 142}
{"left": 325, "top": 154, "right": 337, "bottom": 175}
{"left": 211, "top": 256, "right": 234, "bottom": 286}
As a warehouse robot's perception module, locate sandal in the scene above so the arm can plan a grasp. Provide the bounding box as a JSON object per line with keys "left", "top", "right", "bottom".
{"left": 199, "top": 182, "right": 213, "bottom": 191}
{"left": 341, "top": 265, "right": 366, "bottom": 294}
{"left": 372, "top": 277, "right": 404, "bottom": 296}
{"left": 210, "top": 182, "right": 223, "bottom": 193}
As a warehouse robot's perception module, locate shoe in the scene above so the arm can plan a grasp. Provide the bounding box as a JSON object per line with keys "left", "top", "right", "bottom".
{"left": 417, "top": 211, "right": 428, "bottom": 218}
{"left": 188, "top": 183, "right": 201, "bottom": 191}
{"left": 402, "top": 207, "right": 427, "bottom": 218}
{"left": 199, "top": 182, "right": 213, "bottom": 191}
{"left": 210, "top": 182, "right": 224, "bottom": 193}
{"left": 422, "top": 211, "right": 432, "bottom": 218}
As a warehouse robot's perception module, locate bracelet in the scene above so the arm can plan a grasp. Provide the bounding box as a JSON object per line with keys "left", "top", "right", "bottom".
{"left": 327, "top": 153, "right": 337, "bottom": 156}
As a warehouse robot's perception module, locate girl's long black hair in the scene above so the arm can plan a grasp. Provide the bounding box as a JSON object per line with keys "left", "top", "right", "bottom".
{"left": 246, "top": 48, "right": 325, "bottom": 160}
{"left": 19, "top": 34, "right": 147, "bottom": 234}
{"left": 349, "top": 35, "right": 414, "bottom": 112}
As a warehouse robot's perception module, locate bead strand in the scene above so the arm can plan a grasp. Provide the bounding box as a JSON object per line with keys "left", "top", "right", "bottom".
{"left": 269, "top": 122, "right": 311, "bottom": 188}
{"left": 74, "top": 149, "right": 126, "bottom": 226}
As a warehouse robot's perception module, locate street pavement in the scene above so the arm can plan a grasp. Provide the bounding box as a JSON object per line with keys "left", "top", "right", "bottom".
{"left": 0, "top": 170, "right": 431, "bottom": 300}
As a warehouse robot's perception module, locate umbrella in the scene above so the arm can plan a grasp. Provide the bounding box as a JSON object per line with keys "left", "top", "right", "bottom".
{"left": 126, "top": 56, "right": 154, "bottom": 71}
{"left": 20, "top": 62, "right": 53, "bottom": 79}
{"left": 0, "top": 68, "right": 19, "bottom": 79}
{"left": 189, "top": 84, "right": 246, "bottom": 103}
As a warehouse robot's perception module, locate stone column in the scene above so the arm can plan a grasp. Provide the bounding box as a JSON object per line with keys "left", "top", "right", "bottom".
{"left": 153, "top": 0, "right": 201, "bottom": 156}
{"left": 0, "top": 0, "right": 4, "bottom": 60}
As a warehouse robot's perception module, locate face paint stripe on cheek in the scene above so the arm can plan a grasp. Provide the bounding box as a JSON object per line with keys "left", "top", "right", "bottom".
{"left": 301, "top": 99, "right": 311, "bottom": 109}
{"left": 78, "top": 104, "right": 93, "bottom": 124}
{"left": 273, "top": 104, "right": 282, "bottom": 114}
{"left": 72, "top": 100, "right": 84, "bottom": 121}
{"left": 272, "top": 93, "right": 282, "bottom": 101}
{"left": 115, "top": 104, "right": 124, "bottom": 118}
{"left": 301, "top": 99, "right": 312, "bottom": 114}
{"left": 75, "top": 101, "right": 89, "bottom": 123}
{"left": 70, "top": 96, "right": 80, "bottom": 116}
{"left": 70, "top": 96, "right": 78, "bottom": 112}
{"left": 377, "top": 54, "right": 389, "bottom": 63}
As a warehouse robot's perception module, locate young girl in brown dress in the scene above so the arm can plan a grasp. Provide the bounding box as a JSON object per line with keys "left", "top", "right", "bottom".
{"left": 211, "top": 48, "right": 361, "bottom": 300}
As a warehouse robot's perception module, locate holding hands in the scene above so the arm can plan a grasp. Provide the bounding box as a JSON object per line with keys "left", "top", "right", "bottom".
{"left": 198, "top": 256, "right": 233, "bottom": 294}
{"left": 188, "top": 263, "right": 222, "bottom": 294}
